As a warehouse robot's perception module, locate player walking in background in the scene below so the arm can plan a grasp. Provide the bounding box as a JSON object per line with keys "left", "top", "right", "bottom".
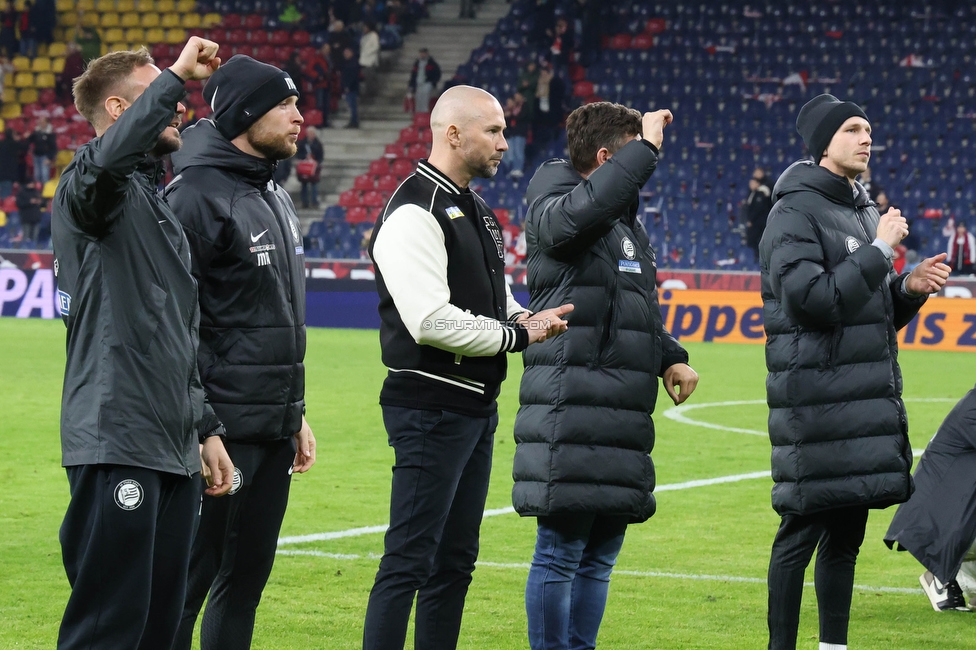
{"left": 51, "top": 37, "right": 233, "bottom": 650}
{"left": 364, "top": 85, "right": 572, "bottom": 650}
{"left": 760, "top": 94, "right": 951, "bottom": 650}
{"left": 164, "top": 55, "right": 315, "bottom": 650}
{"left": 513, "top": 102, "right": 699, "bottom": 650}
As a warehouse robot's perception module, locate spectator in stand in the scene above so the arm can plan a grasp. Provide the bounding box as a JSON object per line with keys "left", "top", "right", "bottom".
{"left": 503, "top": 92, "right": 531, "bottom": 179}
{"left": 947, "top": 221, "right": 976, "bottom": 275}
{"left": 30, "top": 115, "right": 56, "bottom": 185}
{"left": 278, "top": 0, "right": 303, "bottom": 26}
{"left": 407, "top": 48, "right": 440, "bottom": 114}
{"left": 284, "top": 50, "right": 305, "bottom": 106}
{"left": 296, "top": 127, "right": 324, "bottom": 208}
{"left": 531, "top": 62, "right": 565, "bottom": 149}
{"left": 328, "top": 19, "right": 353, "bottom": 63}
{"left": 74, "top": 19, "right": 101, "bottom": 65}
{"left": 308, "top": 43, "right": 333, "bottom": 127}
{"left": 744, "top": 175, "right": 772, "bottom": 258}
{"left": 547, "top": 17, "right": 574, "bottom": 71}
{"left": 18, "top": 0, "right": 34, "bottom": 58}
{"left": 340, "top": 46, "right": 361, "bottom": 128}
{"left": 58, "top": 42, "right": 85, "bottom": 101}
{"left": 517, "top": 59, "right": 540, "bottom": 105}
{"left": 359, "top": 22, "right": 380, "bottom": 96}
{"left": 16, "top": 179, "right": 41, "bottom": 245}
{"left": 31, "top": 0, "right": 53, "bottom": 50}
{"left": 0, "top": 1, "right": 18, "bottom": 59}
{"left": 753, "top": 165, "right": 773, "bottom": 191}
{"left": 0, "top": 128, "right": 18, "bottom": 197}
{"left": 14, "top": 128, "right": 29, "bottom": 183}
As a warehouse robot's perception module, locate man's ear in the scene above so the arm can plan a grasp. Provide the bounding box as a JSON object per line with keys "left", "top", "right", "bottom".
{"left": 446, "top": 124, "right": 461, "bottom": 148}
{"left": 595, "top": 147, "right": 611, "bottom": 167}
{"left": 103, "top": 95, "right": 127, "bottom": 123}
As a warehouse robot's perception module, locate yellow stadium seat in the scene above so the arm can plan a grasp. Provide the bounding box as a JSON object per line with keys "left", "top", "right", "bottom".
{"left": 80, "top": 13, "right": 100, "bottom": 27}
{"left": 30, "top": 57, "right": 51, "bottom": 73}
{"left": 156, "top": 0, "right": 174, "bottom": 11}
{"left": 56, "top": 0, "right": 74, "bottom": 11}
{"left": 202, "top": 13, "right": 221, "bottom": 27}
{"left": 103, "top": 27, "right": 124, "bottom": 42}
{"left": 99, "top": 43, "right": 108, "bottom": 55}
{"left": 109, "top": 42, "right": 130, "bottom": 52}
{"left": 43, "top": 177, "right": 59, "bottom": 199}
{"left": 12, "top": 56, "right": 30, "bottom": 71}
{"left": 100, "top": 12, "right": 120, "bottom": 28}
{"left": 140, "top": 13, "right": 160, "bottom": 28}
{"left": 0, "top": 118, "right": 4, "bottom": 132}
{"left": 95, "top": 0, "right": 115, "bottom": 11}
{"left": 57, "top": 150, "right": 76, "bottom": 168}
{"left": 124, "top": 28, "right": 145, "bottom": 42}
{"left": 164, "top": 28, "right": 185, "bottom": 44}
{"left": 59, "top": 12, "right": 77, "bottom": 27}
{"left": 160, "top": 13, "right": 179, "bottom": 28}
{"left": 52, "top": 58, "right": 65, "bottom": 73}
{"left": 13, "top": 72, "right": 33, "bottom": 87}
{"left": 121, "top": 12, "right": 140, "bottom": 27}
{"left": 3, "top": 73, "right": 12, "bottom": 87}
{"left": 76, "top": 0, "right": 95, "bottom": 10}
{"left": 47, "top": 42, "right": 67, "bottom": 57}
{"left": 181, "top": 13, "right": 200, "bottom": 28}
{"left": 35, "top": 73, "right": 56, "bottom": 89}
{"left": 134, "top": 0, "right": 154, "bottom": 10}
{"left": 176, "top": 0, "right": 194, "bottom": 11}
{"left": 116, "top": 0, "right": 135, "bottom": 11}
{"left": 1, "top": 103, "right": 20, "bottom": 119}
{"left": 18, "top": 88, "right": 38, "bottom": 104}
{"left": 2, "top": 87, "right": 15, "bottom": 104}
{"left": 53, "top": 27, "right": 67, "bottom": 41}
{"left": 144, "top": 27, "right": 164, "bottom": 43}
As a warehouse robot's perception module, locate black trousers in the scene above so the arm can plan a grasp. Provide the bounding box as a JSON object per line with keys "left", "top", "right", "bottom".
{"left": 767, "top": 506, "right": 870, "bottom": 650}
{"left": 363, "top": 406, "right": 497, "bottom": 650}
{"left": 58, "top": 464, "right": 198, "bottom": 650}
{"left": 174, "top": 438, "right": 296, "bottom": 650}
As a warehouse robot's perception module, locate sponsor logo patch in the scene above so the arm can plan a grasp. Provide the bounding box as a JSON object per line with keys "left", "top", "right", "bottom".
{"left": 57, "top": 290, "right": 71, "bottom": 315}
{"left": 445, "top": 206, "right": 465, "bottom": 219}
{"left": 621, "top": 237, "right": 636, "bottom": 260}
{"left": 845, "top": 236, "right": 861, "bottom": 254}
{"left": 618, "top": 260, "right": 642, "bottom": 274}
{"left": 115, "top": 479, "right": 144, "bottom": 510}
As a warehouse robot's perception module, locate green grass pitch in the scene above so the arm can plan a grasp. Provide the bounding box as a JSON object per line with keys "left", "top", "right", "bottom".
{"left": 1, "top": 318, "right": 974, "bottom": 648}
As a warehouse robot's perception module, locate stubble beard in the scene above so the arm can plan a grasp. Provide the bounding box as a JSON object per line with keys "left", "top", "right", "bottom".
{"left": 249, "top": 127, "right": 298, "bottom": 161}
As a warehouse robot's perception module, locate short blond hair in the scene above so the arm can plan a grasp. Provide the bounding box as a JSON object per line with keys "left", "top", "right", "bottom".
{"left": 73, "top": 47, "right": 154, "bottom": 129}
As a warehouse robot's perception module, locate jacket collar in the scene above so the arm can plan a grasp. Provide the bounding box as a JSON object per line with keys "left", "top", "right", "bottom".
{"left": 137, "top": 156, "right": 165, "bottom": 187}
{"left": 417, "top": 160, "right": 463, "bottom": 195}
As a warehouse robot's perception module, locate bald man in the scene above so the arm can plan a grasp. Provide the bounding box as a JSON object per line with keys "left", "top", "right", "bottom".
{"left": 364, "top": 86, "right": 572, "bottom": 650}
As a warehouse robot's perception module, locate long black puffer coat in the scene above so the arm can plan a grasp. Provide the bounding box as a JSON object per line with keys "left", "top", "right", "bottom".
{"left": 513, "top": 140, "right": 688, "bottom": 523}
{"left": 760, "top": 160, "right": 927, "bottom": 516}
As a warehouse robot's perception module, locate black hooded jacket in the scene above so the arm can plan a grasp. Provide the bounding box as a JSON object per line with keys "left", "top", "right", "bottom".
{"left": 759, "top": 160, "right": 927, "bottom": 516}
{"left": 165, "top": 120, "right": 306, "bottom": 443}
{"left": 513, "top": 140, "right": 688, "bottom": 522}
{"left": 52, "top": 70, "right": 216, "bottom": 476}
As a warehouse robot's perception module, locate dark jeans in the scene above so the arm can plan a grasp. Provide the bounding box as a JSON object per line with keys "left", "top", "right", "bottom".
{"left": 175, "top": 438, "right": 296, "bottom": 650}
{"left": 767, "top": 506, "right": 870, "bottom": 650}
{"left": 363, "top": 406, "right": 497, "bottom": 650}
{"left": 526, "top": 514, "right": 629, "bottom": 650}
{"left": 300, "top": 181, "right": 318, "bottom": 208}
{"left": 58, "top": 464, "right": 198, "bottom": 650}
{"left": 346, "top": 90, "right": 359, "bottom": 126}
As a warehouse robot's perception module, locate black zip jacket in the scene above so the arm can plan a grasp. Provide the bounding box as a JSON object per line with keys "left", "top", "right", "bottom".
{"left": 513, "top": 140, "right": 688, "bottom": 522}
{"left": 760, "top": 160, "right": 927, "bottom": 516}
{"left": 52, "top": 69, "right": 217, "bottom": 476}
{"left": 165, "top": 119, "right": 306, "bottom": 443}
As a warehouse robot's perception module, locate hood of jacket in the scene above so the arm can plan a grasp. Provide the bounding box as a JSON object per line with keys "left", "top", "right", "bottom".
{"left": 172, "top": 119, "right": 276, "bottom": 186}
{"left": 773, "top": 159, "right": 871, "bottom": 209}
{"left": 525, "top": 158, "right": 582, "bottom": 206}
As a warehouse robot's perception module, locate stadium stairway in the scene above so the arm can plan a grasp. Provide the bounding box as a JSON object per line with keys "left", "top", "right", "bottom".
{"left": 311, "top": 0, "right": 510, "bottom": 222}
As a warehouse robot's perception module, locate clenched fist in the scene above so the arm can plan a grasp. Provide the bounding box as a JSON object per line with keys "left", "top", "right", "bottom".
{"left": 876, "top": 207, "right": 909, "bottom": 249}
{"left": 641, "top": 109, "right": 673, "bottom": 150}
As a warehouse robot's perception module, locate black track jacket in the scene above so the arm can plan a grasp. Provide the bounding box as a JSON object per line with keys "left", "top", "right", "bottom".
{"left": 165, "top": 120, "right": 306, "bottom": 443}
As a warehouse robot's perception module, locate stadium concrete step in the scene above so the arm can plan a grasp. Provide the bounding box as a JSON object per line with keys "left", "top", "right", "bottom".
{"left": 298, "top": 0, "right": 510, "bottom": 231}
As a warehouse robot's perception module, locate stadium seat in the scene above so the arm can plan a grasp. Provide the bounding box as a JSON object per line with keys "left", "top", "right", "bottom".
{"left": 346, "top": 206, "right": 369, "bottom": 223}
{"left": 292, "top": 31, "right": 310, "bottom": 46}
{"left": 412, "top": 112, "right": 430, "bottom": 127}
{"left": 59, "top": 12, "right": 78, "bottom": 27}
{"left": 34, "top": 73, "right": 55, "bottom": 89}
{"left": 368, "top": 159, "right": 390, "bottom": 176}
{"left": 406, "top": 143, "right": 428, "bottom": 159}
{"left": 38, "top": 89, "right": 55, "bottom": 105}
{"left": 95, "top": 0, "right": 115, "bottom": 11}
{"left": 227, "top": 28, "right": 247, "bottom": 44}
{"left": 338, "top": 190, "right": 361, "bottom": 207}
{"left": 362, "top": 191, "right": 385, "bottom": 207}
{"left": 55, "top": 0, "right": 74, "bottom": 10}
{"left": 79, "top": 12, "right": 99, "bottom": 27}
{"left": 376, "top": 175, "right": 399, "bottom": 192}
{"left": 165, "top": 29, "right": 186, "bottom": 43}
{"left": 222, "top": 14, "right": 242, "bottom": 28}
{"left": 244, "top": 14, "right": 264, "bottom": 30}
{"left": 250, "top": 31, "right": 268, "bottom": 46}
{"left": 13, "top": 72, "right": 32, "bottom": 88}
{"left": 145, "top": 27, "right": 165, "bottom": 43}
{"left": 11, "top": 56, "right": 29, "bottom": 72}
{"left": 202, "top": 13, "right": 222, "bottom": 27}
{"left": 141, "top": 14, "right": 161, "bottom": 28}
{"left": 1, "top": 87, "right": 14, "bottom": 104}
{"left": 176, "top": 0, "right": 195, "bottom": 10}
{"left": 160, "top": 14, "right": 181, "bottom": 29}
{"left": 354, "top": 175, "right": 375, "bottom": 191}
{"left": 116, "top": 0, "right": 135, "bottom": 11}
{"left": 1, "top": 103, "right": 21, "bottom": 119}
{"left": 303, "top": 109, "right": 323, "bottom": 126}
{"left": 269, "top": 30, "right": 289, "bottom": 46}
{"left": 181, "top": 14, "right": 201, "bottom": 28}
{"left": 125, "top": 28, "right": 146, "bottom": 43}
{"left": 121, "top": 12, "right": 140, "bottom": 28}
{"left": 100, "top": 13, "right": 120, "bottom": 28}
{"left": 134, "top": 0, "right": 155, "bottom": 10}
{"left": 391, "top": 158, "right": 413, "bottom": 177}
{"left": 30, "top": 58, "right": 50, "bottom": 73}
{"left": 104, "top": 28, "right": 124, "bottom": 43}
{"left": 157, "top": 0, "right": 175, "bottom": 11}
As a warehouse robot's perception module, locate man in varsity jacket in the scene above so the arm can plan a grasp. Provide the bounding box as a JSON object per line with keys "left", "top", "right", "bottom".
{"left": 364, "top": 85, "right": 573, "bottom": 650}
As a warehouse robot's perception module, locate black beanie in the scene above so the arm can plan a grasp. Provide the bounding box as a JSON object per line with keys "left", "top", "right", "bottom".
{"left": 796, "top": 94, "right": 868, "bottom": 163}
{"left": 203, "top": 55, "right": 300, "bottom": 140}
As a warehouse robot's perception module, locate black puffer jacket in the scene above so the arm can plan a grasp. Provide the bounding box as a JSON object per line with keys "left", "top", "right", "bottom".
{"left": 165, "top": 120, "right": 306, "bottom": 443}
{"left": 759, "top": 160, "right": 927, "bottom": 516}
{"left": 513, "top": 140, "right": 688, "bottom": 522}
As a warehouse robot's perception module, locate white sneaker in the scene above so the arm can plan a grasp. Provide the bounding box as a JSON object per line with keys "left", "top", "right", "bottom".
{"left": 919, "top": 571, "right": 972, "bottom": 612}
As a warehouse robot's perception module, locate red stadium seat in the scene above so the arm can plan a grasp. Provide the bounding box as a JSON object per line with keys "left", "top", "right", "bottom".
{"left": 399, "top": 125, "right": 421, "bottom": 144}
{"left": 384, "top": 143, "right": 404, "bottom": 157}
{"left": 391, "top": 158, "right": 413, "bottom": 177}
{"left": 231, "top": 45, "right": 257, "bottom": 57}
{"left": 206, "top": 28, "right": 228, "bottom": 42}
{"left": 632, "top": 33, "right": 654, "bottom": 49}
{"left": 255, "top": 45, "right": 275, "bottom": 62}
{"left": 292, "top": 31, "right": 310, "bottom": 45}
{"left": 376, "top": 175, "right": 399, "bottom": 192}
{"left": 249, "top": 30, "right": 268, "bottom": 46}
{"left": 368, "top": 159, "right": 390, "bottom": 175}
{"left": 362, "top": 191, "right": 385, "bottom": 207}
{"left": 276, "top": 46, "right": 294, "bottom": 63}
{"left": 223, "top": 14, "right": 241, "bottom": 28}
{"left": 38, "top": 89, "right": 55, "bottom": 105}
{"left": 298, "top": 46, "right": 317, "bottom": 60}
{"left": 152, "top": 43, "right": 169, "bottom": 59}
{"left": 346, "top": 206, "right": 369, "bottom": 223}
{"left": 419, "top": 128, "right": 432, "bottom": 143}
{"left": 227, "top": 29, "right": 247, "bottom": 44}
{"left": 406, "top": 143, "right": 428, "bottom": 159}
{"left": 353, "top": 175, "right": 375, "bottom": 191}
{"left": 56, "top": 134, "right": 72, "bottom": 150}
{"left": 338, "top": 189, "right": 362, "bottom": 207}
{"left": 493, "top": 208, "right": 510, "bottom": 225}
{"left": 243, "top": 14, "right": 263, "bottom": 30}
{"left": 303, "top": 109, "right": 323, "bottom": 126}
{"left": 269, "top": 30, "right": 289, "bottom": 46}
{"left": 573, "top": 81, "right": 594, "bottom": 97}
{"left": 411, "top": 112, "right": 430, "bottom": 127}
{"left": 609, "top": 34, "right": 632, "bottom": 49}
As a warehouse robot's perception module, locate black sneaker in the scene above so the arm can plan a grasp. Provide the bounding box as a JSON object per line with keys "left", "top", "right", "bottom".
{"left": 919, "top": 571, "right": 972, "bottom": 612}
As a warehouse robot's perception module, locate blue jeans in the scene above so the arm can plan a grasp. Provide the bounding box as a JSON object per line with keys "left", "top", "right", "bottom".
{"left": 526, "top": 514, "right": 629, "bottom": 650}
{"left": 346, "top": 90, "right": 359, "bottom": 125}
{"left": 34, "top": 155, "right": 50, "bottom": 185}
{"left": 506, "top": 135, "right": 526, "bottom": 174}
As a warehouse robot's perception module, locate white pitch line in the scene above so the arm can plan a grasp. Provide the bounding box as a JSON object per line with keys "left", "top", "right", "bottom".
{"left": 277, "top": 471, "right": 774, "bottom": 547}
{"left": 275, "top": 554, "right": 920, "bottom": 595}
